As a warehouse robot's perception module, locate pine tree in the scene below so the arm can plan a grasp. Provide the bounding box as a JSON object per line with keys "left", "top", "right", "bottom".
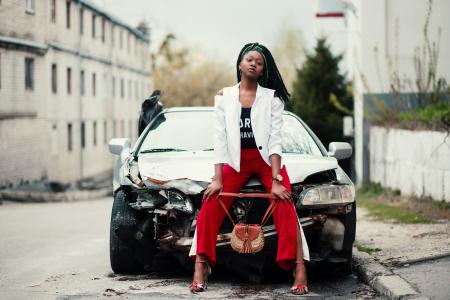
{"left": 288, "top": 38, "right": 353, "bottom": 148}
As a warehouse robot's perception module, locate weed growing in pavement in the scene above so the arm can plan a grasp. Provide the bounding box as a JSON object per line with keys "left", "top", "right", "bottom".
{"left": 356, "top": 245, "right": 382, "bottom": 255}
{"left": 356, "top": 182, "right": 450, "bottom": 223}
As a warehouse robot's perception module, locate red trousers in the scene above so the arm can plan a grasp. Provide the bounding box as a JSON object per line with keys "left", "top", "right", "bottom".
{"left": 193, "top": 148, "right": 298, "bottom": 270}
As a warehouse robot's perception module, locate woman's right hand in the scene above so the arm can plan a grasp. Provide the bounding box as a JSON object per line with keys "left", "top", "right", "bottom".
{"left": 203, "top": 180, "right": 223, "bottom": 201}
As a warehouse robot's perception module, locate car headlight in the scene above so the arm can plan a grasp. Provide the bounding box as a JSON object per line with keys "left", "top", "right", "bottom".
{"left": 299, "top": 184, "right": 354, "bottom": 208}
{"left": 160, "top": 190, "right": 194, "bottom": 214}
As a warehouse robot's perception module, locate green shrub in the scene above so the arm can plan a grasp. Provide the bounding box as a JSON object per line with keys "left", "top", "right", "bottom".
{"left": 394, "top": 101, "right": 450, "bottom": 128}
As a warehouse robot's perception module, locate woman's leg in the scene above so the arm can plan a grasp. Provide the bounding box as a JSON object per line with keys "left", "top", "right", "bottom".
{"left": 293, "top": 218, "right": 308, "bottom": 288}
{"left": 191, "top": 163, "right": 251, "bottom": 289}
{"left": 257, "top": 164, "right": 299, "bottom": 269}
{"left": 192, "top": 163, "right": 250, "bottom": 265}
{"left": 255, "top": 161, "right": 308, "bottom": 289}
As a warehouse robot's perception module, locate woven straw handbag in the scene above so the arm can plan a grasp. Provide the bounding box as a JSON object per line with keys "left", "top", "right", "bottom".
{"left": 217, "top": 192, "right": 278, "bottom": 254}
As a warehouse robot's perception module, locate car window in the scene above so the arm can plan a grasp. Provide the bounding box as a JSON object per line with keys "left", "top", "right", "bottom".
{"left": 138, "top": 111, "right": 323, "bottom": 156}
{"left": 281, "top": 114, "right": 323, "bottom": 156}
{"left": 139, "top": 111, "right": 215, "bottom": 153}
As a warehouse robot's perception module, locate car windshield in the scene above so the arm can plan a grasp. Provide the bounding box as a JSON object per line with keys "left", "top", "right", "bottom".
{"left": 138, "top": 110, "right": 323, "bottom": 156}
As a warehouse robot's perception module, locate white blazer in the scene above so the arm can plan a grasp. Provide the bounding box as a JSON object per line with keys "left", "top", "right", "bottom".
{"left": 213, "top": 82, "right": 285, "bottom": 172}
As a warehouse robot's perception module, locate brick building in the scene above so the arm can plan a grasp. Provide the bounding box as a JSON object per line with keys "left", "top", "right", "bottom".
{"left": 0, "top": 0, "right": 152, "bottom": 187}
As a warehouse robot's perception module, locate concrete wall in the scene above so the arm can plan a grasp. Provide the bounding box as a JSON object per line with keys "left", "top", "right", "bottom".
{"left": 0, "top": 117, "right": 48, "bottom": 187}
{"left": 346, "top": 0, "right": 450, "bottom": 187}
{"left": 369, "top": 125, "right": 450, "bottom": 202}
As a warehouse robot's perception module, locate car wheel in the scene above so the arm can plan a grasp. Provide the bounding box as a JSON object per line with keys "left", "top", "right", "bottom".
{"left": 341, "top": 202, "right": 356, "bottom": 274}
{"left": 110, "top": 189, "right": 143, "bottom": 273}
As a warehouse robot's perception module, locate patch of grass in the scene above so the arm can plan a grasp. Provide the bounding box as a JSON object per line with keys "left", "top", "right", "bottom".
{"left": 356, "top": 182, "right": 384, "bottom": 197}
{"left": 356, "top": 182, "right": 439, "bottom": 224}
{"left": 358, "top": 197, "right": 432, "bottom": 223}
{"left": 429, "top": 199, "right": 450, "bottom": 210}
{"left": 357, "top": 245, "right": 382, "bottom": 255}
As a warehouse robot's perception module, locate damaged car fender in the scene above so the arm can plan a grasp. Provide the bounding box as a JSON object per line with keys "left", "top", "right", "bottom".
{"left": 109, "top": 138, "right": 133, "bottom": 193}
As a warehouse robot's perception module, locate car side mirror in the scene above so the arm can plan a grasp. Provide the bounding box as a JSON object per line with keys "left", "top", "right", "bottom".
{"left": 109, "top": 138, "right": 131, "bottom": 155}
{"left": 327, "top": 142, "right": 352, "bottom": 160}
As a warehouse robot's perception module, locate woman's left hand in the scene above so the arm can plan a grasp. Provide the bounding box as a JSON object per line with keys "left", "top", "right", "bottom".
{"left": 271, "top": 180, "right": 293, "bottom": 202}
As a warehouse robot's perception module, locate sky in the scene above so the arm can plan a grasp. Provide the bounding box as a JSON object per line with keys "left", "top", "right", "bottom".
{"left": 90, "top": 0, "right": 315, "bottom": 63}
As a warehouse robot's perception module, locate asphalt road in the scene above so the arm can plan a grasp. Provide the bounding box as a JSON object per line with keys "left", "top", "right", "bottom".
{"left": 0, "top": 198, "right": 383, "bottom": 299}
{"left": 394, "top": 256, "right": 450, "bottom": 300}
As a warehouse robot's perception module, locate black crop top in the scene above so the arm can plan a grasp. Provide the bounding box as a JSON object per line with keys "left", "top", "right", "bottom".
{"left": 240, "top": 107, "right": 257, "bottom": 149}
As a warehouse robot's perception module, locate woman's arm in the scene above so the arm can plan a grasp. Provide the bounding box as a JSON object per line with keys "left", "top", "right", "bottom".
{"left": 204, "top": 90, "right": 226, "bottom": 200}
{"left": 268, "top": 96, "right": 292, "bottom": 201}
{"left": 268, "top": 96, "right": 284, "bottom": 158}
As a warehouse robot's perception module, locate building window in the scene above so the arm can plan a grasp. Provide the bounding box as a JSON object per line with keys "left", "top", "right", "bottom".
{"left": 50, "top": 0, "right": 56, "bottom": 23}
{"left": 112, "top": 76, "right": 115, "bottom": 98}
{"left": 79, "top": 8, "right": 84, "bottom": 34}
{"left": 66, "top": 67, "right": 71, "bottom": 94}
{"left": 113, "top": 120, "right": 117, "bottom": 137}
{"left": 135, "top": 80, "right": 138, "bottom": 100}
{"left": 101, "top": 18, "right": 105, "bottom": 43}
{"left": 120, "top": 30, "right": 123, "bottom": 49}
{"left": 102, "top": 73, "right": 107, "bottom": 96}
{"left": 25, "top": 0, "right": 35, "bottom": 14}
{"left": 103, "top": 120, "right": 108, "bottom": 144}
{"left": 111, "top": 24, "right": 114, "bottom": 46}
{"left": 51, "top": 124, "right": 58, "bottom": 155}
{"left": 67, "top": 123, "right": 73, "bottom": 152}
{"left": 92, "top": 14, "right": 96, "bottom": 38}
{"left": 0, "top": 53, "right": 2, "bottom": 89}
{"left": 65, "top": 0, "right": 70, "bottom": 28}
{"left": 25, "top": 57, "right": 34, "bottom": 90}
{"left": 51, "top": 63, "right": 57, "bottom": 93}
{"left": 128, "top": 79, "right": 131, "bottom": 99}
{"left": 129, "top": 119, "right": 132, "bottom": 139}
{"left": 120, "top": 78, "right": 124, "bottom": 98}
{"left": 127, "top": 32, "right": 130, "bottom": 52}
{"left": 80, "top": 70, "right": 85, "bottom": 95}
{"left": 121, "top": 120, "right": 124, "bottom": 137}
{"left": 81, "top": 121, "right": 85, "bottom": 149}
{"left": 93, "top": 121, "right": 97, "bottom": 146}
{"left": 92, "top": 72, "right": 96, "bottom": 96}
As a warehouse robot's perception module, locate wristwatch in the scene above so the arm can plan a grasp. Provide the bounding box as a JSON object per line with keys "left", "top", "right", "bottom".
{"left": 272, "top": 174, "right": 283, "bottom": 182}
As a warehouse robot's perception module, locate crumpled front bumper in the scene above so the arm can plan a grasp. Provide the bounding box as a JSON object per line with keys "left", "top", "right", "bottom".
{"left": 159, "top": 216, "right": 319, "bottom": 252}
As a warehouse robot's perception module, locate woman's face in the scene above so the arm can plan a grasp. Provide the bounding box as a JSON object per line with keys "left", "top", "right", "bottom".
{"left": 239, "top": 50, "right": 264, "bottom": 80}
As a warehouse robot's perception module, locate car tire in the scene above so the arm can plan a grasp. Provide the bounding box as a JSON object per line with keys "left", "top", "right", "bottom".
{"left": 341, "top": 202, "right": 356, "bottom": 274}
{"left": 110, "top": 189, "right": 143, "bottom": 273}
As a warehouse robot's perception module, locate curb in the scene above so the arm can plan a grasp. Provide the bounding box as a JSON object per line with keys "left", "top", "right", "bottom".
{"left": 0, "top": 187, "right": 111, "bottom": 203}
{"left": 353, "top": 248, "right": 430, "bottom": 300}
{"left": 388, "top": 251, "right": 450, "bottom": 267}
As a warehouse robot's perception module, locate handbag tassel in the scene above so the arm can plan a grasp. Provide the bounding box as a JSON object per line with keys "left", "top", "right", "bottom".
{"left": 243, "top": 225, "right": 252, "bottom": 253}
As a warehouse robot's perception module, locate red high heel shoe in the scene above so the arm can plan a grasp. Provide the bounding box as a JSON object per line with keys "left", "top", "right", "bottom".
{"left": 189, "top": 259, "right": 211, "bottom": 293}
{"left": 291, "top": 260, "right": 309, "bottom": 295}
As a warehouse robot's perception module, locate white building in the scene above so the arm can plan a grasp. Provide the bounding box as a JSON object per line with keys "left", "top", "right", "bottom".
{"left": 313, "top": 0, "right": 348, "bottom": 75}
{"left": 314, "top": 0, "right": 450, "bottom": 187}
{"left": 0, "top": 0, "right": 152, "bottom": 187}
{"left": 347, "top": 0, "right": 450, "bottom": 187}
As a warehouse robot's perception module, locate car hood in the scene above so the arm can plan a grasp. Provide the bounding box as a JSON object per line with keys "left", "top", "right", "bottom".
{"left": 138, "top": 151, "right": 338, "bottom": 185}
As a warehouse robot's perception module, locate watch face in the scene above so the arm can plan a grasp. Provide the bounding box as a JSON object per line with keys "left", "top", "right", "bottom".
{"left": 276, "top": 174, "right": 283, "bottom": 181}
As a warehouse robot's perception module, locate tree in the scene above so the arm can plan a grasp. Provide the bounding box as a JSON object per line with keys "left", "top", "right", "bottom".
{"left": 272, "top": 28, "right": 307, "bottom": 91}
{"left": 288, "top": 38, "right": 353, "bottom": 148}
{"left": 151, "top": 34, "right": 233, "bottom": 107}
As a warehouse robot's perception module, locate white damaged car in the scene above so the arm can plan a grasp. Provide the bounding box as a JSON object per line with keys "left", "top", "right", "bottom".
{"left": 108, "top": 105, "right": 355, "bottom": 282}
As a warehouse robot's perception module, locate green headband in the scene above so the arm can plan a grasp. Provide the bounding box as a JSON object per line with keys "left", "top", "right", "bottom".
{"left": 240, "top": 43, "right": 269, "bottom": 82}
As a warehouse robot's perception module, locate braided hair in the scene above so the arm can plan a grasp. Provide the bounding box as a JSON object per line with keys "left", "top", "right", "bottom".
{"left": 236, "top": 42, "right": 290, "bottom": 104}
